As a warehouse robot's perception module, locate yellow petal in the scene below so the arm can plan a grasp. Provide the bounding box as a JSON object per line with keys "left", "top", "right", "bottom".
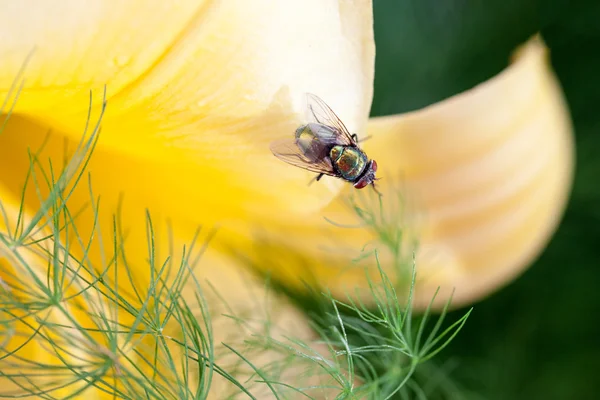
{"left": 0, "top": 0, "right": 375, "bottom": 217}
{"left": 1, "top": 1, "right": 375, "bottom": 396}
{"left": 234, "top": 36, "right": 574, "bottom": 310}
{"left": 0, "top": 0, "right": 375, "bottom": 306}
{"left": 366, "top": 37, "right": 574, "bottom": 308}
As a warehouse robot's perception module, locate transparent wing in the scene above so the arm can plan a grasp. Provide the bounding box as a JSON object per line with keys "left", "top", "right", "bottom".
{"left": 305, "top": 93, "right": 356, "bottom": 146}
{"left": 269, "top": 138, "right": 338, "bottom": 176}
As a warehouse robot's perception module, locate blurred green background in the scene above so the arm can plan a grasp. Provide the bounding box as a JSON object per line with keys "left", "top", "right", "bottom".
{"left": 370, "top": 1, "right": 599, "bottom": 399}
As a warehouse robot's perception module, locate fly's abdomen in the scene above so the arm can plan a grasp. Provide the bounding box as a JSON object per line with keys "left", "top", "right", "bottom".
{"left": 295, "top": 125, "right": 315, "bottom": 151}
{"left": 330, "top": 145, "right": 367, "bottom": 181}
{"left": 295, "top": 124, "right": 329, "bottom": 161}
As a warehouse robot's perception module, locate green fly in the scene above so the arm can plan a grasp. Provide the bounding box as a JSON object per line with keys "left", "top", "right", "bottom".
{"left": 270, "top": 93, "right": 379, "bottom": 192}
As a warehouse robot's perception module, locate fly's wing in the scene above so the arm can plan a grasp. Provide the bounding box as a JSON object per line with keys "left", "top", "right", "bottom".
{"left": 269, "top": 138, "right": 338, "bottom": 177}
{"left": 305, "top": 93, "right": 356, "bottom": 146}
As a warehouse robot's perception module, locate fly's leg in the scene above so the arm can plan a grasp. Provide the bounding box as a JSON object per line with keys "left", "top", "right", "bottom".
{"left": 352, "top": 133, "right": 373, "bottom": 143}
{"left": 308, "top": 173, "right": 325, "bottom": 186}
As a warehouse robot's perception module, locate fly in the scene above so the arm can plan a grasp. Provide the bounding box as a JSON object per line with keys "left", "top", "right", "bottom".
{"left": 270, "top": 93, "right": 379, "bottom": 193}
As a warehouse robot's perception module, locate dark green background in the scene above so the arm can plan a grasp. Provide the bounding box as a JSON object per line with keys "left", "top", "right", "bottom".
{"left": 371, "top": 1, "right": 600, "bottom": 399}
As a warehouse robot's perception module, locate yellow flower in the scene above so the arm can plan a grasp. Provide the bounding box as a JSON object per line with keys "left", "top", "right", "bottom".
{"left": 0, "top": 0, "right": 573, "bottom": 398}
{"left": 243, "top": 36, "right": 574, "bottom": 311}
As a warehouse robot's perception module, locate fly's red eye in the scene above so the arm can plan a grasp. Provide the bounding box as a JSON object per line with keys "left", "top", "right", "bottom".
{"left": 354, "top": 179, "right": 368, "bottom": 189}
{"left": 371, "top": 160, "right": 378, "bottom": 172}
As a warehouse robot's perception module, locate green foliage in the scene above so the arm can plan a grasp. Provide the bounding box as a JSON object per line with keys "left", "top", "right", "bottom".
{"left": 0, "top": 86, "right": 470, "bottom": 398}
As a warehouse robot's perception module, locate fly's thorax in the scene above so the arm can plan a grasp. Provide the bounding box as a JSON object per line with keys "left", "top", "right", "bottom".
{"left": 329, "top": 145, "right": 368, "bottom": 181}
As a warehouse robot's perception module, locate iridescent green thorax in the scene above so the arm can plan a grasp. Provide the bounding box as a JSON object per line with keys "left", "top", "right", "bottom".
{"left": 330, "top": 145, "right": 368, "bottom": 181}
